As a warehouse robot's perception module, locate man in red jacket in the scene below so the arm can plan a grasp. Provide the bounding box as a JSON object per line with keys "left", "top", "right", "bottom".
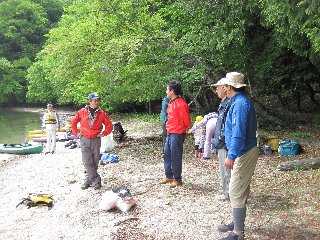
{"left": 160, "top": 81, "right": 191, "bottom": 188}
{"left": 71, "top": 93, "right": 113, "bottom": 190}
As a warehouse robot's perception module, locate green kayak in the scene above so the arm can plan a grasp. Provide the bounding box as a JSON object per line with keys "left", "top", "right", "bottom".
{"left": 0, "top": 143, "right": 43, "bottom": 154}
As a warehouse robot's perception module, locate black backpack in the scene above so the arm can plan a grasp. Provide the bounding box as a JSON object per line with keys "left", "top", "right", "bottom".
{"left": 113, "top": 122, "right": 127, "bottom": 142}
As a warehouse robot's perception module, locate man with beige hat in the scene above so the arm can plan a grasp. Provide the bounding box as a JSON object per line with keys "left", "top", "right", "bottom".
{"left": 217, "top": 72, "right": 259, "bottom": 240}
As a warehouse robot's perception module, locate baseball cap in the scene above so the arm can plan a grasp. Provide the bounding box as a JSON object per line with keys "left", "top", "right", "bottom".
{"left": 88, "top": 93, "right": 101, "bottom": 100}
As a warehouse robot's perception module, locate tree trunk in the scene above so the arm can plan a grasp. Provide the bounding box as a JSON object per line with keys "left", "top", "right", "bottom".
{"left": 277, "top": 94, "right": 288, "bottom": 109}
{"left": 148, "top": 101, "right": 152, "bottom": 114}
{"left": 307, "top": 83, "right": 320, "bottom": 108}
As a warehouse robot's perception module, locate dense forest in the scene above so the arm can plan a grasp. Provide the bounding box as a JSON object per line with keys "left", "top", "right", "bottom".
{"left": 0, "top": 0, "right": 319, "bottom": 119}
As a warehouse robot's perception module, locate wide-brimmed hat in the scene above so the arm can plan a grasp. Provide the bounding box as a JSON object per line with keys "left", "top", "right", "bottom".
{"left": 221, "top": 72, "right": 246, "bottom": 88}
{"left": 88, "top": 93, "right": 101, "bottom": 100}
{"left": 211, "top": 78, "right": 227, "bottom": 87}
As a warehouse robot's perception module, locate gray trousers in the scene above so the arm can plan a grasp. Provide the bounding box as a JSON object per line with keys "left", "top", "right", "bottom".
{"left": 217, "top": 148, "right": 231, "bottom": 197}
{"left": 80, "top": 136, "right": 101, "bottom": 186}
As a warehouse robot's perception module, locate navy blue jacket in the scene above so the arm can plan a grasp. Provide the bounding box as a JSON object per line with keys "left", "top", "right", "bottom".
{"left": 212, "top": 98, "right": 230, "bottom": 150}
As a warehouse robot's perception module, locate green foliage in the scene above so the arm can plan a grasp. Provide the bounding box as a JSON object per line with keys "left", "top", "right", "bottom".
{"left": 0, "top": 58, "right": 17, "bottom": 103}
{"left": 0, "top": 57, "right": 33, "bottom": 104}
{"left": 161, "top": 0, "right": 249, "bottom": 102}
{"left": 27, "top": 0, "right": 253, "bottom": 108}
{"left": 13, "top": 0, "right": 320, "bottom": 112}
{"left": 245, "top": 0, "right": 320, "bottom": 110}
{"left": 0, "top": 0, "right": 49, "bottom": 61}
{"left": 26, "top": 61, "right": 56, "bottom": 103}
{"left": 0, "top": 0, "right": 65, "bottom": 104}
{"left": 257, "top": 0, "right": 320, "bottom": 55}
{"left": 286, "top": 132, "right": 311, "bottom": 139}
{"left": 33, "top": 0, "right": 64, "bottom": 25}
{"left": 27, "top": 0, "right": 173, "bottom": 107}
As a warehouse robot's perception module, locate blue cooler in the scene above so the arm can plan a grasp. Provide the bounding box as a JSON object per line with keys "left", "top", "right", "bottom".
{"left": 279, "top": 141, "right": 300, "bottom": 156}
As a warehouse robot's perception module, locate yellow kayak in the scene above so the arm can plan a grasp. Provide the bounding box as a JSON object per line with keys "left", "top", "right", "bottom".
{"left": 29, "top": 133, "right": 46, "bottom": 138}
{"left": 28, "top": 130, "right": 45, "bottom": 135}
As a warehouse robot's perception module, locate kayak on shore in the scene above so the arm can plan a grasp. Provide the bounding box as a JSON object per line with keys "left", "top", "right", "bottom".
{"left": 0, "top": 143, "right": 43, "bottom": 154}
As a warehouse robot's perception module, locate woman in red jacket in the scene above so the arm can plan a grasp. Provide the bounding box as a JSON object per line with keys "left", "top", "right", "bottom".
{"left": 71, "top": 93, "right": 113, "bottom": 190}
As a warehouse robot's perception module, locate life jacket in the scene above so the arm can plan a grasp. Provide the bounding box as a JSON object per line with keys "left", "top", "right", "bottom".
{"left": 16, "top": 193, "right": 54, "bottom": 209}
{"left": 45, "top": 112, "right": 57, "bottom": 124}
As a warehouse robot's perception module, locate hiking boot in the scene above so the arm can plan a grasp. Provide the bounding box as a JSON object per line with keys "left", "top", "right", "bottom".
{"left": 93, "top": 183, "right": 102, "bottom": 190}
{"left": 218, "top": 232, "right": 244, "bottom": 240}
{"left": 159, "top": 178, "right": 174, "bottom": 184}
{"left": 81, "top": 183, "right": 90, "bottom": 190}
{"left": 217, "top": 222, "right": 234, "bottom": 232}
{"left": 215, "top": 194, "right": 230, "bottom": 202}
{"left": 170, "top": 179, "right": 183, "bottom": 188}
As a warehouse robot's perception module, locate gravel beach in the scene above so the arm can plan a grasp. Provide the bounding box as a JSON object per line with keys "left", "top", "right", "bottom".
{"left": 0, "top": 117, "right": 234, "bottom": 240}
{"left": 1, "top": 116, "right": 319, "bottom": 240}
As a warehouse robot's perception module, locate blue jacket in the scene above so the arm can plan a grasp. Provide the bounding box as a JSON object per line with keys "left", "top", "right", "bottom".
{"left": 160, "top": 97, "right": 170, "bottom": 125}
{"left": 225, "top": 92, "right": 257, "bottom": 160}
{"left": 212, "top": 98, "right": 230, "bottom": 150}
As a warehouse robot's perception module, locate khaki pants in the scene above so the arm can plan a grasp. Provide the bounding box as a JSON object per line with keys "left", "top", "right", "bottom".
{"left": 230, "top": 146, "right": 259, "bottom": 208}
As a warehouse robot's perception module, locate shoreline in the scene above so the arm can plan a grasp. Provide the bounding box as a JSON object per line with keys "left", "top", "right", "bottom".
{"left": 0, "top": 106, "right": 77, "bottom": 115}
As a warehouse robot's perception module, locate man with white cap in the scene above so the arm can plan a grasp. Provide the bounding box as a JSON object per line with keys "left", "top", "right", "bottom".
{"left": 71, "top": 93, "right": 113, "bottom": 190}
{"left": 211, "top": 78, "right": 231, "bottom": 202}
{"left": 217, "top": 72, "right": 258, "bottom": 240}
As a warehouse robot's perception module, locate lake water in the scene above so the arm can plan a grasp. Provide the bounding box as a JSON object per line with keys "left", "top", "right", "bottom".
{"left": 0, "top": 108, "right": 42, "bottom": 144}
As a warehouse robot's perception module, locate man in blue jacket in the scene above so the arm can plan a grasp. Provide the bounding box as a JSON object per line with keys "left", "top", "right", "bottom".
{"left": 217, "top": 72, "right": 259, "bottom": 240}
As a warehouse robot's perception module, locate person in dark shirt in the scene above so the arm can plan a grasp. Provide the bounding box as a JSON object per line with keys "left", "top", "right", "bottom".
{"left": 212, "top": 79, "right": 231, "bottom": 202}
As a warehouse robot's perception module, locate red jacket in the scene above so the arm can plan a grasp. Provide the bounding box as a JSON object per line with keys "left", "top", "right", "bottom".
{"left": 166, "top": 97, "right": 191, "bottom": 134}
{"left": 71, "top": 107, "right": 113, "bottom": 138}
